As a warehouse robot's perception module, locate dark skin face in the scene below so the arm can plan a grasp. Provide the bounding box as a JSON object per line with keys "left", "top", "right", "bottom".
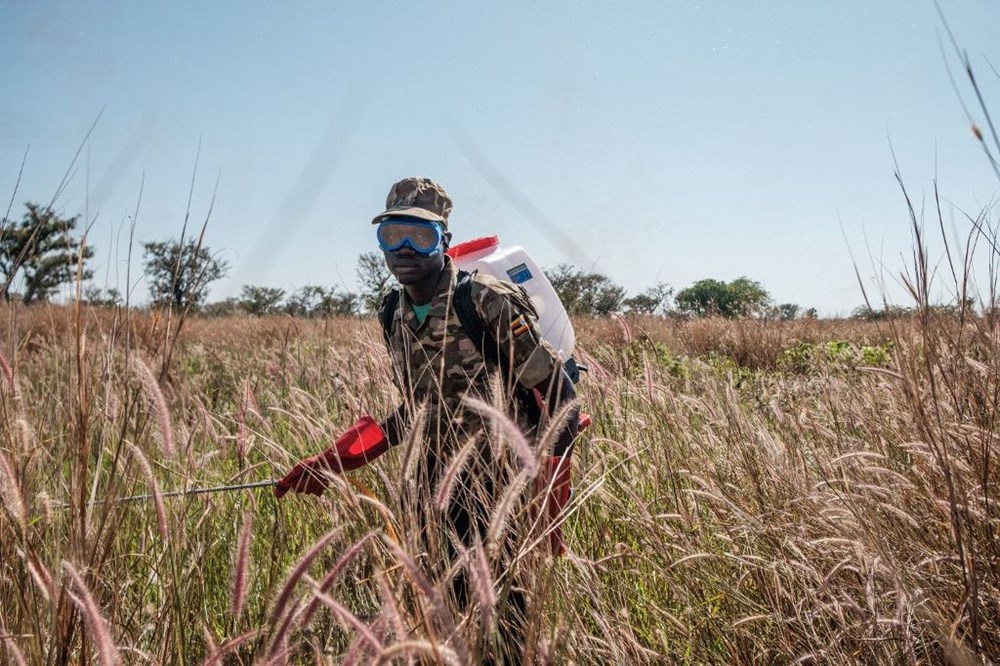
{"left": 382, "top": 223, "right": 452, "bottom": 306}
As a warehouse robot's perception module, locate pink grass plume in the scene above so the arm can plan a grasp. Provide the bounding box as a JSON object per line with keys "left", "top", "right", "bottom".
{"left": 62, "top": 561, "right": 122, "bottom": 666}
{"left": 130, "top": 357, "right": 175, "bottom": 458}
{"left": 231, "top": 510, "right": 253, "bottom": 619}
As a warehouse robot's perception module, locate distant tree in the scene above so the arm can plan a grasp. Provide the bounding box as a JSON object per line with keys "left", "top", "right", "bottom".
{"left": 0, "top": 202, "right": 94, "bottom": 303}
{"left": 142, "top": 238, "right": 229, "bottom": 310}
{"left": 202, "top": 298, "right": 241, "bottom": 317}
{"left": 802, "top": 307, "right": 818, "bottom": 319}
{"left": 357, "top": 251, "right": 394, "bottom": 315}
{"left": 674, "top": 279, "right": 727, "bottom": 318}
{"left": 774, "top": 303, "right": 800, "bottom": 321}
{"left": 622, "top": 292, "right": 659, "bottom": 316}
{"left": 83, "top": 285, "right": 122, "bottom": 307}
{"left": 546, "top": 264, "right": 626, "bottom": 316}
{"left": 924, "top": 298, "right": 976, "bottom": 317}
{"left": 852, "top": 300, "right": 970, "bottom": 321}
{"left": 726, "top": 277, "right": 771, "bottom": 317}
{"left": 314, "top": 288, "right": 358, "bottom": 317}
{"left": 285, "top": 285, "right": 322, "bottom": 317}
{"left": 851, "top": 304, "right": 912, "bottom": 321}
{"left": 675, "top": 277, "right": 771, "bottom": 319}
{"left": 239, "top": 285, "right": 286, "bottom": 316}
{"left": 623, "top": 282, "right": 674, "bottom": 316}
{"left": 285, "top": 285, "right": 358, "bottom": 317}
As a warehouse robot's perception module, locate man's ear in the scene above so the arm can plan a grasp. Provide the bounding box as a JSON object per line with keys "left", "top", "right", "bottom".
{"left": 443, "top": 231, "right": 453, "bottom": 250}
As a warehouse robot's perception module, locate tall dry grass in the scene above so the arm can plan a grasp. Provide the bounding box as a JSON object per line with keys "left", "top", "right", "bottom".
{"left": 0, "top": 280, "right": 996, "bottom": 663}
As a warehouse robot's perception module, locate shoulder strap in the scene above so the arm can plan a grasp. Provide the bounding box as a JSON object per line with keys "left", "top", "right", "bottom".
{"left": 379, "top": 289, "right": 401, "bottom": 346}
{"left": 453, "top": 270, "right": 503, "bottom": 369}
{"left": 454, "top": 270, "right": 560, "bottom": 386}
{"left": 455, "top": 270, "right": 544, "bottom": 424}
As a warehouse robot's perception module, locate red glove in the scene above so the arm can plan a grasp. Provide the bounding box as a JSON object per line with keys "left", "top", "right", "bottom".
{"left": 275, "top": 416, "right": 388, "bottom": 498}
{"left": 537, "top": 455, "right": 572, "bottom": 556}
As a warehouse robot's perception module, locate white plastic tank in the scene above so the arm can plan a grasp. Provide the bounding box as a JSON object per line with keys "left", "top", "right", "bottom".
{"left": 448, "top": 236, "right": 575, "bottom": 359}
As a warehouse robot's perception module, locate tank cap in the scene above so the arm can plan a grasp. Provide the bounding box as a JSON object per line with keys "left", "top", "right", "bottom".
{"left": 447, "top": 235, "right": 499, "bottom": 260}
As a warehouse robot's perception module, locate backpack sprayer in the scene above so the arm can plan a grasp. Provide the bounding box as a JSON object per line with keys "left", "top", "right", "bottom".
{"left": 447, "top": 235, "right": 585, "bottom": 383}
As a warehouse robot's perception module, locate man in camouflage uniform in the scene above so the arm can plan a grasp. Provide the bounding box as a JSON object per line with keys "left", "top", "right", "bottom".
{"left": 276, "top": 177, "right": 578, "bottom": 661}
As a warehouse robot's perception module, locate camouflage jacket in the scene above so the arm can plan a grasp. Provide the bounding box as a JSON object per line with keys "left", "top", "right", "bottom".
{"left": 381, "top": 257, "right": 562, "bottom": 451}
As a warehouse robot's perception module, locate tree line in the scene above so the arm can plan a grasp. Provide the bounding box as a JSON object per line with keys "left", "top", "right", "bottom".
{"left": 3, "top": 201, "right": 821, "bottom": 319}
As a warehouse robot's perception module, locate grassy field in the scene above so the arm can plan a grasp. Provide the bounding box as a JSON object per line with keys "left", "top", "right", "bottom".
{"left": 0, "top": 297, "right": 996, "bottom": 664}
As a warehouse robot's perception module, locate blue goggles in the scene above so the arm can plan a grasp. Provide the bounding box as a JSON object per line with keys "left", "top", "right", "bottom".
{"left": 376, "top": 219, "right": 445, "bottom": 255}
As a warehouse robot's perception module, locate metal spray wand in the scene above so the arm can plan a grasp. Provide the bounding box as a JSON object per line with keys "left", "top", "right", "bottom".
{"left": 59, "top": 479, "right": 279, "bottom": 509}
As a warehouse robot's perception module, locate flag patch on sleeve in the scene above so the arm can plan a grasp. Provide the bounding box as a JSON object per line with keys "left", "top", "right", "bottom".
{"left": 510, "top": 314, "right": 530, "bottom": 337}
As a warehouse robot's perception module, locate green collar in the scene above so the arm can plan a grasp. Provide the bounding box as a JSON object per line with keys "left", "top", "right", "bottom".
{"left": 411, "top": 301, "right": 433, "bottom": 325}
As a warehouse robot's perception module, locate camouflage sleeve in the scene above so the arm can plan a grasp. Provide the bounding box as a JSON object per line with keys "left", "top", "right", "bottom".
{"left": 470, "top": 276, "right": 561, "bottom": 390}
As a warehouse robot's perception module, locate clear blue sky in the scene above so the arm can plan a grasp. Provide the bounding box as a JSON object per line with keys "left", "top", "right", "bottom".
{"left": 2, "top": 1, "right": 998, "bottom": 316}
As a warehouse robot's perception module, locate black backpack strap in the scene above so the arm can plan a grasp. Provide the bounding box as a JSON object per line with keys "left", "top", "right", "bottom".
{"left": 453, "top": 270, "right": 503, "bottom": 369}
{"left": 379, "top": 288, "right": 401, "bottom": 347}
{"left": 453, "top": 271, "right": 546, "bottom": 422}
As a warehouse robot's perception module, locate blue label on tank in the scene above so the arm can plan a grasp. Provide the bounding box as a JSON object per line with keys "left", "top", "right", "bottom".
{"left": 506, "top": 263, "right": 533, "bottom": 284}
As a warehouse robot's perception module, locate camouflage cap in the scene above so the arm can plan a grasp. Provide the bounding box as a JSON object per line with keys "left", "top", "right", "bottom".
{"left": 371, "top": 177, "right": 453, "bottom": 229}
